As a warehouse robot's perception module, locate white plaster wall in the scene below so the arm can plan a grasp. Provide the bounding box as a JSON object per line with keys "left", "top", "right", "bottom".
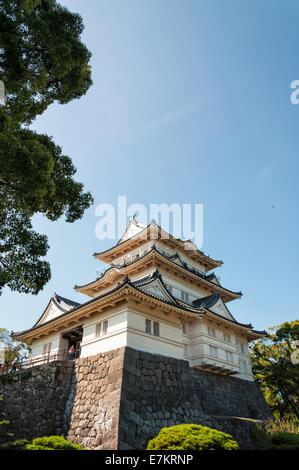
{"left": 186, "top": 320, "right": 241, "bottom": 373}
{"left": 162, "top": 275, "right": 207, "bottom": 303}
{"left": 127, "top": 309, "right": 182, "bottom": 341}
{"left": 80, "top": 332, "right": 127, "bottom": 358}
{"left": 29, "top": 333, "right": 61, "bottom": 365}
{"left": 126, "top": 308, "right": 183, "bottom": 359}
{"left": 82, "top": 310, "right": 127, "bottom": 341}
{"left": 235, "top": 334, "right": 254, "bottom": 380}
{"left": 80, "top": 309, "right": 128, "bottom": 358}
{"left": 127, "top": 330, "right": 183, "bottom": 359}
{"left": 27, "top": 305, "right": 254, "bottom": 381}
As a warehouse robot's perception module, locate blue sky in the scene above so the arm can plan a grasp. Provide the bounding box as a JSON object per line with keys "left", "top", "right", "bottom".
{"left": 1, "top": 0, "right": 299, "bottom": 334}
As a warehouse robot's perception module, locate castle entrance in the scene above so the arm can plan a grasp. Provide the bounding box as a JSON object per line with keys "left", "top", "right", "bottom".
{"left": 62, "top": 326, "right": 83, "bottom": 360}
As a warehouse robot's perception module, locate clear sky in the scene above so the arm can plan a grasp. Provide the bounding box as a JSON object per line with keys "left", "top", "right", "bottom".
{"left": 1, "top": 0, "right": 299, "bottom": 334}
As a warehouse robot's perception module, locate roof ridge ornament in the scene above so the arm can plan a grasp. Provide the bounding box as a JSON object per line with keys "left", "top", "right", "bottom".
{"left": 117, "top": 274, "right": 131, "bottom": 287}
{"left": 152, "top": 268, "right": 161, "bottom": 279}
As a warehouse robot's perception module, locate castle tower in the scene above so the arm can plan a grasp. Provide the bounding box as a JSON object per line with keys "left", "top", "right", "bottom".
{"left": 13, "top": 218, "right": 265, "bottom": 380}
{"left": 9, "top": 219, "right": 271, "bottom": 449}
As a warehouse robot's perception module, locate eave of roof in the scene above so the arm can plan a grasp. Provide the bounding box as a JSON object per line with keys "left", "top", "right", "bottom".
{"left": 75, "top": 245, "right": 242, "bottom": 300}
{"left": 93, "top": 221, "right": 223, "bottom": 269}
{"left": 54, "top": 293, "right": 80, "bottom": 308}
{"left": 250, "top": 329, "right": 268, "bottom": 336}
{"left": 13, "top": 273, "right": 261, "bottom": 342}
{"left": 13, "top": 275, "right": 195, "bottom": 340}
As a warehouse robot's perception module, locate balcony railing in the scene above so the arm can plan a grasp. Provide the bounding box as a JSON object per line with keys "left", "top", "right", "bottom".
{"left": 0, "top": 348, "right": 81, "bottom": 376}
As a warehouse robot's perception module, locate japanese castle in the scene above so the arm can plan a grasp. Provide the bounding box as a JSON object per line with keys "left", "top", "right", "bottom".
{"left": 13, "top": 218, "right": 265, "bottom": 381}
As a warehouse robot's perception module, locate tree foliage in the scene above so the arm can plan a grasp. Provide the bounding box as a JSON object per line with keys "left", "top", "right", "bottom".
{"left": 250, "top": 321, "right": 299, "bottom": 421}
{"left": 146, "top": 424, "right": 239, "bottom": 450}
{"left": 0, "top": 0, "right": 92, "bottom": 128}
{"left": 0, "top": 328, "right": 30, "bottom": 371}
{"left": 0, "top": 0, "right": 93, "bottom": 295}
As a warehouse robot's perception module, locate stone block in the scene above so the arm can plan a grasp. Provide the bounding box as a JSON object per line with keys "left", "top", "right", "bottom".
{"left": 0, "top": 347, "right": 271, "bottom": 451}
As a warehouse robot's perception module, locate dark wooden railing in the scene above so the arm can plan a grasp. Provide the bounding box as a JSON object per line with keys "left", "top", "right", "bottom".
{"left": 0, "top": 348, "right": 81, "bottom": 375}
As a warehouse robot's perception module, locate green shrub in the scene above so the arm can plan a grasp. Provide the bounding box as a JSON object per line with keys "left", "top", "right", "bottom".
{"left": 254, "top": 419, "right": 299, "bottom": 450}
{"left": 269, "top": 432, "right": 299, "bottom": 450}
{"left": 26, "top": 436, "right": 85, "bottom": 451}
{"left": 1, "top": 438, "right": 29, "bottom": 450}
{"left": 146, "top": 424, "right": 239, "bottom": 450}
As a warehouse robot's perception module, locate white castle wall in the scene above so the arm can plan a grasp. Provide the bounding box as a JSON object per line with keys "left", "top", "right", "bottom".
{"left": 28, "top": 305, "right": 254, "bottom": 381}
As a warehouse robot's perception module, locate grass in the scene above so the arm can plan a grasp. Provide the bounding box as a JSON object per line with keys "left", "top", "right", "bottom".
{"left": 253, "top": 417, "right": 299, "bottom": 450}
{"left": 261, "top": 417, "right": 299, "bottom": 435}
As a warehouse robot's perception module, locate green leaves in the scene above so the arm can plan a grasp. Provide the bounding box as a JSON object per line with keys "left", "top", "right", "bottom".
{"left": 0, "top": 1, "right": 93, "bottom": 295}
{"left": 250, "top": 321, "right": 299, "bottom": 421}
{"left": 0, "top": 128, "right": 93, "bottom": 221}
{"left": 0, "top": 329, "right": 30, "bottom": 370}
{"left": 0, "top": 0, "right": 92, "bottom": 128}
{"left": 147, "top": 424, "right": 239, "bottom": 450}
{"left": 0, "top": 207, "right": 51, "bottom": 295}
{"left": 25, "top": 435, "right": 85, "bottom": 450}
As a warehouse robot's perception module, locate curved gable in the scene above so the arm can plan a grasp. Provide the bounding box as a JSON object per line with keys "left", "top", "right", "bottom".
{"left": 118, "top": 218, "right": 146, "bottom": 244}
{"left": 209, "top": 297, "right": 236, "bottom": 321}
{"left": 133, "top": 273, "right": 178, "bottom": 305}
{"left": 36, "top": 300, "right": 65, "bottom": 326}
{"left": 35, "top": 294, "right": 80, "bottom": 327}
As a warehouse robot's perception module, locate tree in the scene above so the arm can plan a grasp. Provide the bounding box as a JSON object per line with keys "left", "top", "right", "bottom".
{"left": 0, "top": 130, "right": 93, "bottom": 294}
{"left": 0, "top": 0, "right": 93, "bottom": 295}
{"left": 250, "top": 321, "right": 299, "bottom": 421}
{"left": 0, "top": 0, "right": 92, "bottom": 128}
{"left": 0, "top": 328, "right": 30, "bottom": 372}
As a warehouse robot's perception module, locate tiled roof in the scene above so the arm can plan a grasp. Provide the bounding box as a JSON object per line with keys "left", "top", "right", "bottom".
{"left": 193, "top": 293, "right": 221, "bottom": 309}
{"left": 13, "top": 272, "right": 263, "bottom": 339}
{"left": 75, "top": 245, "right": 242, "bottom": 298}
{"left": 54, "top": 293, "right": 80, "bottom": 308}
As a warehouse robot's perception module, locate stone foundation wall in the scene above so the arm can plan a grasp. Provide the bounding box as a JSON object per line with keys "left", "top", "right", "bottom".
{"left": 190, "top": 367, "right": 270, "bottom": 419}
{"left": 0, "top": 361, "right": 73, "bottom": 440}
{"left": 117, "top": 347, "right": 272, "bottom": 450}
{"left": 63, "top": 348, "right": 124, "bottom": 450}
{"left": 0, "top": 346, "right": 272, "bottom": 450}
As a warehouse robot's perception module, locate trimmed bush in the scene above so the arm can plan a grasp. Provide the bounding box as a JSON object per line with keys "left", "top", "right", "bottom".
{"left": 269, "top": 432, "right": 299, "bottom": 450}
{"left": 146, "top": 424, "right": 239, "bottom": 450}
{"left": 26, "top": 436, "right": 85, "bottom": 450}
